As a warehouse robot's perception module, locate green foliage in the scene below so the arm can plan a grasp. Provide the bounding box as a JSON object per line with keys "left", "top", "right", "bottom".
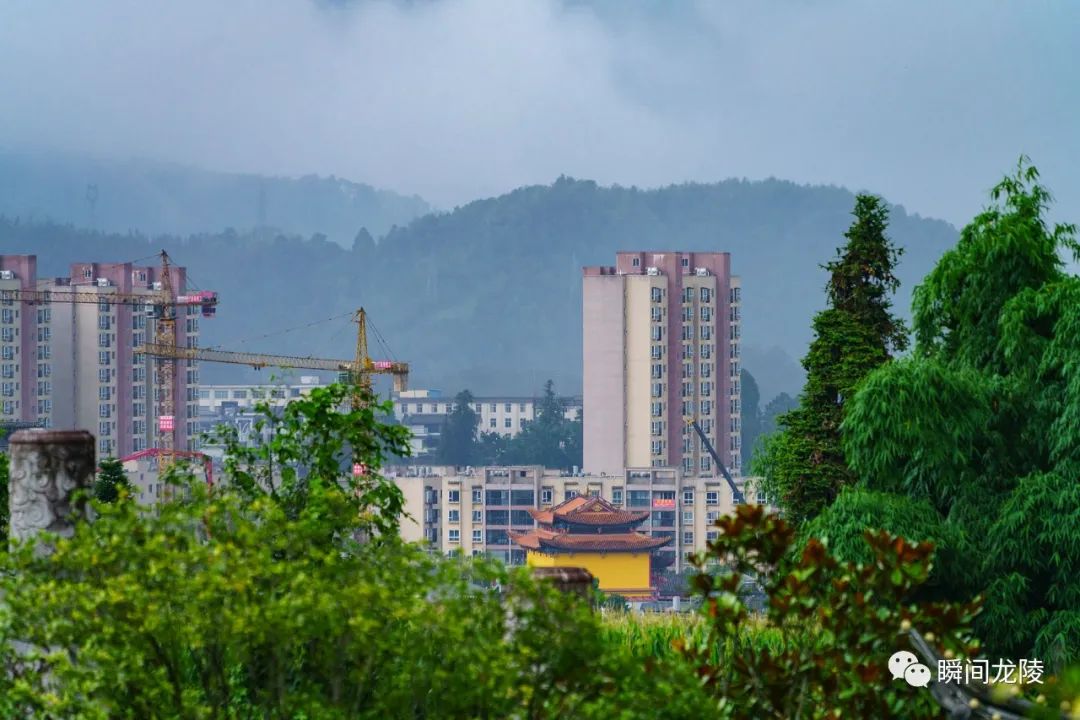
{"left": 759, "top": 195, "right": 908, "bottom": 523}
{"left": 739, "top": 369, "right": 762, "bottom": 466}
{"left": 94, "top": 456, "right": 131, "bottom": 504}
{"left": 758, "top": 392, "right": 796, "bottom": 437}
{"left": 205, "top": 383, "right": 411, "bottom": 536}
{"left": 687, "top": 505, "right": 981, "bottom": 719}
{"left": 796, "top": 487, "right": 969, "bottom": 599}
{"left": 846, "top": 158, "right": 1080, "bottom": 667}
{"left": 436, "top": 389, "right": 480, "bottom": 466}
{"left": 0, "top": 450, "right": 7, "bottom": 544}
{"left": 475, "top": 380, "right": 583, "bottom": 470}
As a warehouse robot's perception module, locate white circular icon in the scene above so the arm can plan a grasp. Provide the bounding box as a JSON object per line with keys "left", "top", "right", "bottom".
{"left": 904, "top": 663, "right": 932, "bottom": 688}
{"left": 888, "top": 650, "right": 919, "bottom": 680}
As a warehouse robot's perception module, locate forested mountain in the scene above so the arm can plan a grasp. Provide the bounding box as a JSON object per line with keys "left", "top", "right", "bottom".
{"left": 0, "top": 176, "right": 957, "bottom": 400}
{"left": 0, "top": 149, "right": 430, "bottom": 242}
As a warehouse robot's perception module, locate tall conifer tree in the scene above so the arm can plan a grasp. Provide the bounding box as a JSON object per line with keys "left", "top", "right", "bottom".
{"left": 759, "top": 195, "right": 907, "bottom": 523}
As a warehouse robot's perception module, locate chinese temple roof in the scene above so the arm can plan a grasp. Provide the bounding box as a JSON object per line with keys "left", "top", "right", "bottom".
{"left": 510, "top": 527, "right": 671, "bottom": 553}
{"left": 528, "top": 495, "right": 649, "bottom": 527}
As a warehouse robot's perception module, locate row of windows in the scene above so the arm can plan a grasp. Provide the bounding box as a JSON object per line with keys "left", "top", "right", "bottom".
{"left": 447, "top": 509, "right": 534, "bottom": 525}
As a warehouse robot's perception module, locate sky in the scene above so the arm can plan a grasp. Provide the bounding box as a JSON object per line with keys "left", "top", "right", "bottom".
{"left": 1, "top": 0, "right": 1077, "bottom": 227}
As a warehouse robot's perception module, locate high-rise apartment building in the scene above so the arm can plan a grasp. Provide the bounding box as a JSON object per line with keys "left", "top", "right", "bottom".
{"left": 582, "top": 252, "right": 741, "bottom": 479}
{"left": 0, "top": 255, "right": 199, "bottom": 458}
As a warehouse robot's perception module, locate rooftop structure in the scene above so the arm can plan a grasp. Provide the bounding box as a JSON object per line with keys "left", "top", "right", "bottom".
{"left": 512, "top": 495, "right": 672, "bottom": 599}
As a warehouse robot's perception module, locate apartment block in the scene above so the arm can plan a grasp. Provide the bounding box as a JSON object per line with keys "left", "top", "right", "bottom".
{"left": 0, "top": 255, "right": 199, "bottom": 458}
{"left": 582, "top": 251, "right": 741, "bottom": 479}
{"left": 392, "top": 464, "right": 766, "bottom": 573}
{"left": 198, "top": 377, "right": 327, "bottom": 412}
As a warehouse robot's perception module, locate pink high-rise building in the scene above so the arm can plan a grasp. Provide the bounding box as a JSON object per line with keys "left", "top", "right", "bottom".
{"left": 0, "top": 255, "right": 199, "bottom": 459}
{"left": 583, "top": 251, "right": 741, "bottom": 478}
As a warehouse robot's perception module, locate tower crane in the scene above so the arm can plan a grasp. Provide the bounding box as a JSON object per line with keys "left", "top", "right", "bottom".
{"left": 137, "top": 308, "right": 409, "bottom": 408}
{"left": 686, "top": 419, "right": 745, "bottom": 504}
{"left": 1, "top": 250, "right": 218, "bottom": 474}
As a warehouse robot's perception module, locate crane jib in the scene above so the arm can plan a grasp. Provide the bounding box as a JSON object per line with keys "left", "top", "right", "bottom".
{"left": 688, "top": 420, "right": 744, "bottom": 503}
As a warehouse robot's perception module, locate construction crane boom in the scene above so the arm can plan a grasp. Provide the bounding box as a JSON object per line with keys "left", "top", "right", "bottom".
{"left": 687, "top": 419, "right": 744, "bottom": 504}
{"left": 0, "top": 288, "right": 218, "bottom": 309}
{"left": 137, "top": 308, "right": 409, "bottom": 395}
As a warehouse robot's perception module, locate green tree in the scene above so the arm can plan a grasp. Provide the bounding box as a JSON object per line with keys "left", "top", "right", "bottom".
{"left": 739, "top": 369, "right": 762, "bottom": 466}
{"left": 437, "top": 390, "right": 481, "bottom": 467}
{"left": 0, "top": 450, "right": 7, "bottom": 544}
{"left": 93, "top": 457, "right": 130, "bottom": 504}
{"left": 759, "top": 392, "right": 796, "bottom": 437}
{"left": 206, "top": 383, "right": 411, "bottom": 535}
{"left": 758, "top": 194, "right": 908, "bottom": 523}
{"left": 843, "top": 159, "right": 1080, "bottom": 666}
{"left": 505, "top": 380, "right": 579, "bottom": 470}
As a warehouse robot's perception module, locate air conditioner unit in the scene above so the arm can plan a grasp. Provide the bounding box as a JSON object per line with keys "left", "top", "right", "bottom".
{"left": 96, "top": 278, "right": 110, "bottom": 287}
{"left": 646, "top": 267, "right": 660, "bottom": 276}
{"left": 0, "top": 271, "right": 14, "bottom": 280}
{"left": 151, "top": 282, "right": 163, "bottom": 291}
{"left": 695, "top": 268, "right": 709, "bottom": 277}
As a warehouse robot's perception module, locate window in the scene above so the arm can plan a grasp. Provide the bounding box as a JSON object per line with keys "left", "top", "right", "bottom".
{"left": 682, "top": 510, "right": 694, "bottom": 524}
{"left": 681, "top": 324, "right": 693, "bottom": 341}
{"left": 701, "top": 456, "right": 712, "bottom": 472}
{"left": 651, "top": 363, "right": 663, "bottom": 380}
{"left": 651, "top": 421, "right": 662, "bottom": 436}
{"left": 2, "top": 347, "right": 13, "bottom": 361}
{"left": 701, "top": 400, "right": 712, "bottom": 416}
{"left": 2, "top": 400, "right": 13, "bottom": 415}
{"left": 511, "top": 489, "right": 535, "bottom": 505}
{"left": 504, "top": 418, "right": 512, "bottom": 428}
{"left": 682, "top": 344, "right": 694, "bottom": 359}
{"left": 682, "top": 306, "right": 694, "bottom": 322}
{"left": 701, "top": 382, "right": 711, "bottom": 397}
{"left": 37, "top": 399, "right": 52, "bottom": 415}
{"left": 504, "top": 402, "right": 512, "bottom": 412}
{"left": 651, "top": 440, "right": 663, "bottom": 456}
{"left": 707, "top": 531, "right": 718, "bottom": 541}
{"left": 681, "top": 257, "right": 689, "bottom": 268}
{"left": 472, "top": 529, "right": 483, "bottom": 543}
{"left": 98, "top": 333, "right": 111, "bottom": 348}
{"left": 99, "top": 386, "right": 111, "bottom": 401}
{"left": 757, "top": 489, "right": 767, "bottom": 505}
{"left": 730, "top": 324, "right": 739, "bottom": 340}
{"left": 37, "top": 345, "right": 49, "bottom": 360}
{"left": 97, "top": 315, "right": 110, "bottom": 330}
{"left": 489, "top": 418, "right": 496, "bottom": 428}
{"left": 448, "top": 529, "right": 460, "bottom": 543}
{"left": 98, "top": 420, "right": 111, "bottom": 437}
{"left": 683, "top": 531, "right": 694, "bottom": 545}
{"left": 682, "top": 287, "right": 693, "bottom": 303}
{"left": 612, "top": 487, "right": 623, "bottom": 504}
{"left": 99, "top": 351, "right": 111, "bottom": 366}
{"left": 701, "top": 325, "right": 712, "bottom": 340}
{"left": 448, "top": 509, "right": 460, "bottom": 523}
{"left": 730, "top": 343, "right": 740, "bottom": 359}
{"left": 733, "top": 489, "right": 744, "bottom": 505}
{"left": 650, "top": 306, "right": 662, "bottom": 322}
{"left": 651, "top": 325, "right": 663, "bottom": 341}
{"left": 651, "top": 382, "right": 663, "bottom": 398}
{"left": 36, "top": 308, "right": 51, "bottom": 324}
{"left": 565, "top": 490, "right": 578, "bottom": 501}
{"left": 472, "top": 510, "right": 482, "bottom": 523}
{"left": 1, "top": 382, "right": 13, "bottom": 397}
{"left": 486, "top": 490, "right": 510, "bottom": 505}
{"left": 472, "top": 488, "right": 482, "bottom": 504}
{"left": 0, "top": 309, "right": 13, "bottom": 324}
{"left": 489, "top": 403, "right": 496, "bottom": 412}
{"left": 133, "top": 402, "right": 145, "bottom": 417}
{"left": 233, "top": 390, "right": 248, "bottom": 399}
{"left": 701, "top": 307, "right": 712, "bottom": 322}
{"left": 682, "top": 362, "right": 692, "bottom": 379}
{"left": 730, "top": 287, "right": 741, "bottom": 303}
{"left": 681, "top": 381, "right": 691, "bottom": 398}
{"left": 541, "top": 488, "right": 553, "bottom": 504}
{"left": 98, "top": 368, "right": 110, "bottom": 383}
{"left": 447, "top": 489, "right": 460, "bottom": 503}
{"left": 701, "top": 362, "right": 711, "bottom": 378}
{"left": 1, "top": 328, "right": 13, "bottom": 343}
{"left": 706, "top": 491, "right": 719, "bottom": 506}
{"left": 651, "top": 345, "right": 663, "bottom": 360}
{"left": 682, "top": 489, "right": 694, "bottom": 505}
{"left": 681, "top": 401, "right": 692, "bottom": 416}
{"left": 1, "top": 364, "right": 12, "bottom": 379}
{"left": 650, "top": 287, "right": 662, "bottom": 303}
{"left": 700, "top": 288, "right": 712, "bottom": 303}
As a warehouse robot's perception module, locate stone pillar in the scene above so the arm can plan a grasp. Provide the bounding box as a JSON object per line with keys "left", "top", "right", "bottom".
{"left": 532, "top": 567, "right": 595, "bottom": 603}
{"left": 8, "top": 429, "right": 95, "bottom": 551}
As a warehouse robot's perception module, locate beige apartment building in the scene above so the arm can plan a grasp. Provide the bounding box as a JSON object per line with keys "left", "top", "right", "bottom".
{"left": 0, "top": 255, "right": 200, "bottom": 458}
{"left": 583, "top": 251, "right": 742, "bottom": 479}
{"left": 392, "top": 464, "right": 766, "bottom": 572}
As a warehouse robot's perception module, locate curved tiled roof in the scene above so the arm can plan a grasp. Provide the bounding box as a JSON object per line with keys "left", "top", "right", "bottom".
{"left": 510, "top": 529, "right": 671, "bottom": 553}
{"left": 530, "top": 495, "right": 649, "bottom": 527}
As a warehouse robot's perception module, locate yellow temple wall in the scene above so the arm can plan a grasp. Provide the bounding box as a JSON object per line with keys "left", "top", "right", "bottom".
{"left": 526, "top": 551, "right": 652, "bottom": 593}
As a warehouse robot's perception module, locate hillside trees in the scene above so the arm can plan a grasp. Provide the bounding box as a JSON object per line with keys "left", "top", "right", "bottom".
{"left": 842, "top": 159, "right": 1080, "bottom": 667}
{"left": 437, "top": 390, "right": 481, "bottom": 466}
{"left": 93, "top": 457, "right": 131, "bottom": 503}
{"left": 758, "top": 194, "right": 908, "bottom": 523}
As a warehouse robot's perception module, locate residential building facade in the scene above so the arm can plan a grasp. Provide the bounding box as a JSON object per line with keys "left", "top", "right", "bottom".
{"left": 0, "top": 255, "right": 199, "bottom": 458}
{"left": 391, "top": 464, "right": 766, "bottom": 573}
{"left": 582, "top": 251, "right": 741, "bottom": 479}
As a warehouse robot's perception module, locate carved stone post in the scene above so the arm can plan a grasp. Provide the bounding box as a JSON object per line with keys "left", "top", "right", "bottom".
{"left": 8, "top": 429, "right": 95, "bottom": 552}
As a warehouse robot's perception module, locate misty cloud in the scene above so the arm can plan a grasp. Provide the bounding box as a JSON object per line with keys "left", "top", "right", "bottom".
{"left": 1, "top": 0, "right": 1077, "bottom": 225}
